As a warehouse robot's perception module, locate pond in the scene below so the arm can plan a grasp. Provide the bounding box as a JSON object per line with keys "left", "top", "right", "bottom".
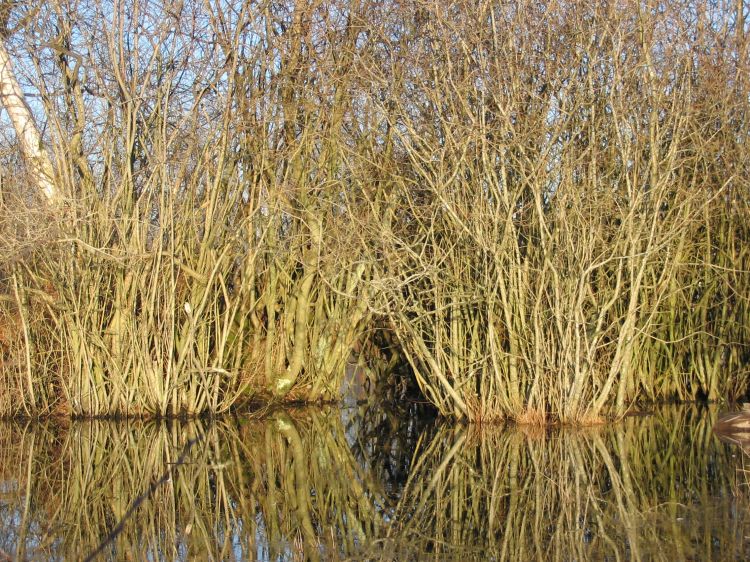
{"left": 0, "top": 404, "right": 749, "bottom": 561}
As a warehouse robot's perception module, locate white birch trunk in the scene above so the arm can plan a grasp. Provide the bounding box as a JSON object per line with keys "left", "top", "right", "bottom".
{"left": 0, "top": 40, "right": 58, "bottom": 203}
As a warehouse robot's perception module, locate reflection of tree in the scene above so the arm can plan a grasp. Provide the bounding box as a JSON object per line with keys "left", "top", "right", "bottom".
{"left": 371, "top": 406, "right": 750, "bottom": 561}
{"left": 252, "top": 410, "right": 390, "bottom": 560}
{"left": 0, "top": 409, "right": 391, "bottom": 560}
{"left": 2, "top": 407, "right": 749, "bottom": 560}
{"left": 342, "top": 397, "right": 437, "bottom": 499}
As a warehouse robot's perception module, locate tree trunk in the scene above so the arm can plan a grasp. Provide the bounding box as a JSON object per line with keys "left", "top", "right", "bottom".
{"left": 0, "top": 40, "right": 58, "bottom": 203}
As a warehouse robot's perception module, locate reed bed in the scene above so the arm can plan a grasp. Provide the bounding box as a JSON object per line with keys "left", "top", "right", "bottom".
{"left": 0, "top": 0, "right": 747, "bottom": 421}
{"left": 360, "top": 0, "right": 750, "bottom": 422}
{"left": 0, "top": 0, "right": 377, "bottom": 416}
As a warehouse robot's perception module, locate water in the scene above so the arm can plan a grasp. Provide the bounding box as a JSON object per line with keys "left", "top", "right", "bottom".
{"left": 0, "top": 404, "right": 748, "bottom": 561}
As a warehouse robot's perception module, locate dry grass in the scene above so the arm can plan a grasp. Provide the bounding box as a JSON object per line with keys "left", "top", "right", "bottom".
{"left": 514, "top": 409, "right": 549, "bottom": 428}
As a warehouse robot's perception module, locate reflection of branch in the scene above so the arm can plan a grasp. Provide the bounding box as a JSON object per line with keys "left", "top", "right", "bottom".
{"left": 82, "top": 429, "right": 205, "bottom": 562}
{"left": 379, "top": 406, "right": 747, "bottom": 561}
{"left": 274, "top": 413, "right": 318, "bottom": 548}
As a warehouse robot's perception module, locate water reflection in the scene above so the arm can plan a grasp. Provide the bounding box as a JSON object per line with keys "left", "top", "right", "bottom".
{"left": 0, "top": 409, "right": 402, "bottom": 561}
{"left": 0, "top": 406, "right": 748, "bottom": 561}
{"left": 371, "top": 407, "right": 750, "bottom": 561}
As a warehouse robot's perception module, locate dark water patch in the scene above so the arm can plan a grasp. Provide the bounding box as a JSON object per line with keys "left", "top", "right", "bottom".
{"left": 0, "top": 406, "right": 748, "bottom": 560}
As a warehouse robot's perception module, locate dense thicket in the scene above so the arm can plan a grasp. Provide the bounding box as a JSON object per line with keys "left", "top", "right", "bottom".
{"left": 0, "top": 0, "right": 748, "bottom": 421}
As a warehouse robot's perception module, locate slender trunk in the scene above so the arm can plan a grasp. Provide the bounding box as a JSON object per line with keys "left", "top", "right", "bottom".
{"left": 0, "top": 41, "right": 58, "bottom": 203}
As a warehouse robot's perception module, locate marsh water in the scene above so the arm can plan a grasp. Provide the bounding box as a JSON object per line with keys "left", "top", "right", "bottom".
{"left": 1, "top": 404, "right": 749, "bottom": 561}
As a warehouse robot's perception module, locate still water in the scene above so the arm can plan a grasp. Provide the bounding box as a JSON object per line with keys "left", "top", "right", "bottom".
{"left": 0, "top": 404, "right": 748, "bottom": 561}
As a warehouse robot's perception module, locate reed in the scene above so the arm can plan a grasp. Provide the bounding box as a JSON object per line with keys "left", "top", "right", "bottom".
{"left": 0, "top": 0, "right": 747, "bottom": 420}
{"left": 0, "top": 0, "right": 379, "bottom": 416}
{"left": 360, "top": 0, "right": 750, "bottom": 422}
